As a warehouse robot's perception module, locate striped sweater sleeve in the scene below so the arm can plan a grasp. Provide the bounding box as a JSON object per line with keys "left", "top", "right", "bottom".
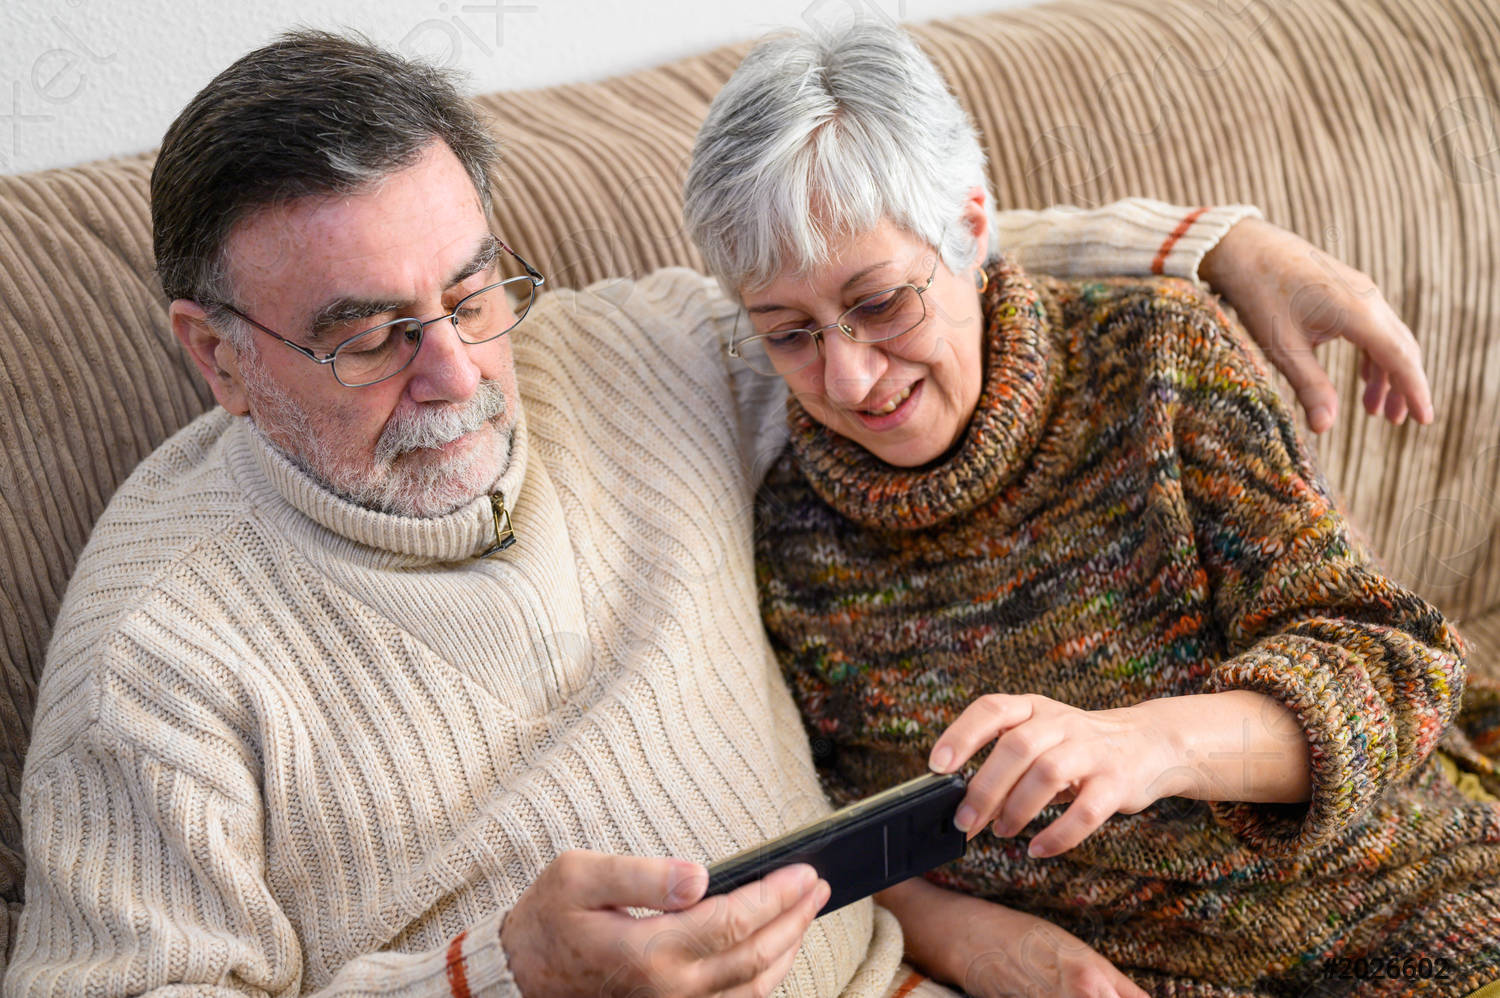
{"left": 993, "top": 197, "right": 1261, "bottom": 282}
{"left": 1163, "top": 287, "right": 1467, "bottom": 855}
{"left": 6, "top": 645, "right": 520, "bottom": 998}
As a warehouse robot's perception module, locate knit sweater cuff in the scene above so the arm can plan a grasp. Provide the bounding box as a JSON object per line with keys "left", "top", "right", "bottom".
{"left": 319, "top": 906, "right": 518, "bottom": 997}
{"left": 1202, "top": 639, "right": 1376, "bottom": 857}
{"left": 991, "top": 198, "right": 1262, "bottom": 283}
{"left": 1149, "top": 202, "right": 1263, "bottom": 283}
{"left": 436, "top": 908, "right": 519, "bottom": 997}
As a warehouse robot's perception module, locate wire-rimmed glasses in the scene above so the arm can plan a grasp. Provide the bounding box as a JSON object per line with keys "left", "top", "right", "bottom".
{"left": 206, "top": 239, "right": 546, "bottom": 388}
{"left": 727, "top": 256, "right": 940, "bottom": 376}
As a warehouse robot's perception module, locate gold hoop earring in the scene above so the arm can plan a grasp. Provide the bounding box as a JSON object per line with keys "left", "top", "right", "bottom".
{"left": 975, "top": 269, "right": 989, "bottom": 294}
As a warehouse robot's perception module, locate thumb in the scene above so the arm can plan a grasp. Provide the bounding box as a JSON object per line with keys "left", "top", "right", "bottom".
{"left": 568, "top": 851, "right": 708, "bottom": 912}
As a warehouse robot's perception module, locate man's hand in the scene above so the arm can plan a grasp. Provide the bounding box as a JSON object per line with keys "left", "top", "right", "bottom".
{"left": 877, "top": 878, "right": 1148, "bottom": 998}
{"left": 1199, "top": 216, "right": 1433, "bottom": 434}
{"left": 500, "top": 850, "right": 829, "bottom": 997}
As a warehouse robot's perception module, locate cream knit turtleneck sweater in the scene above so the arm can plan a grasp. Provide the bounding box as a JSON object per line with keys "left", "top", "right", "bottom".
{"left": 7, "top": 200, "right": 1255, "bottom": 998}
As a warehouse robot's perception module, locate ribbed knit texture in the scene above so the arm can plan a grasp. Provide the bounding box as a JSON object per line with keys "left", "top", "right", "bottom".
{"left": 755, "top": 257, "right": 1500, "bottom": 996}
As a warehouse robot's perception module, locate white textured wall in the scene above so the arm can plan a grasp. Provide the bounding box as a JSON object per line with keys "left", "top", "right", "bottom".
{"left": 0, "top": 0, "right": 1035, "bottom": 175}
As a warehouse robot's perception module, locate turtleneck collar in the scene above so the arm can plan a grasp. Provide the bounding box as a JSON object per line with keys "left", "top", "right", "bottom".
{"left": 227, "top": 403, "right": 530, "bottom": 565}
{"left": 785, "top": 255, "right": 1062, "bottom": 531}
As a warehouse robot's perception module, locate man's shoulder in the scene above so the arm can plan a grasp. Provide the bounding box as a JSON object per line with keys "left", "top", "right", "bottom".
{"left": 30, "top": 408, "right": 271, "bottom": 769}
{"left": 518, "top": 267, "right": 733, "bottom": 366}
{"left": 79, "top": 405, "right": 250, "bottom": 552}
{"left": 554, "top": 266, "right": 727, "bottom": 320}
{"left": 45, "top": 409, "right": 260, "bottom": 677}
{"left": 514, "top": 267, "right": 745, "bottom": 417}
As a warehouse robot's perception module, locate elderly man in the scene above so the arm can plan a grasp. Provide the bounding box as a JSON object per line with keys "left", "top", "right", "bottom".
{"left": 6, "top": 30, "right": 1429, "bottom": 998}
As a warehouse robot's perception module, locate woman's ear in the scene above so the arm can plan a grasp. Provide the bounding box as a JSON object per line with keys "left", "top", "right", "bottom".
{"left": 170, "top": 299, "right": 251, "bottom": 416}
{"left": 959, "top": 186, "right": 991, "bottom": 271}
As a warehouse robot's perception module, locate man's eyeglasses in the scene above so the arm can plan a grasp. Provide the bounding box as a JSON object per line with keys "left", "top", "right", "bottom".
{"left": 727, "top": 256, "right": 940, "bottom": 376}
{"left": 205, "top": 240, "right": 546, "bottom": 388}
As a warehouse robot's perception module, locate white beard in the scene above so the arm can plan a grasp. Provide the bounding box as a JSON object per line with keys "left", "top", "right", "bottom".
{"left": 238, "top": 348, "right": 511, "bottom": 519}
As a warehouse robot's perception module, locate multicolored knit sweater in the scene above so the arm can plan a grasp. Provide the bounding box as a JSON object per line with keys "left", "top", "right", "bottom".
{"left": 754, "top": 257, "right": 1500, "bottom": 996}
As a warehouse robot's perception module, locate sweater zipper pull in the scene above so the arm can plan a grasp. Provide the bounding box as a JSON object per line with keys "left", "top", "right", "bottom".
{"left": 481, "top": 491, "right": 516, "bottom": 556}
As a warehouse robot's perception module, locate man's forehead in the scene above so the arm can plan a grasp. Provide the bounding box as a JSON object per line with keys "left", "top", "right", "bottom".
{"left": 223, "top": 191, "right": 490, "bottom": 315}
{"left": 306, "top": 236, "right": 500, "bottom": 337}
{"left": 220, "top": 139, "right": 491, "bottom": 307}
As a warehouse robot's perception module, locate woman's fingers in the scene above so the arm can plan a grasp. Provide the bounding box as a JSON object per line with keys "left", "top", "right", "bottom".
{"left": 982, "top": 740, "right": 1121, "bottom": 856}
{"left": 990, "top": 746, "right": 1081, "bottom": 839}
{"left": 1028, "top": 782, "right": 1117, "bottom": 857}
{"left": 955, "top": 714, "right": 1065, "bottom": 839}
{"left": 932, "top": 696, "right": 1172, "bottom": 851}
{"left": 928, "top": 693, "right": 1038, "bottom": 774}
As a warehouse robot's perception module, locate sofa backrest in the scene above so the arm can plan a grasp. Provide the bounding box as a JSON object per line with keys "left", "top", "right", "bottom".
{"left": 3, "top": 0, "right": 1497, "bottom": 963}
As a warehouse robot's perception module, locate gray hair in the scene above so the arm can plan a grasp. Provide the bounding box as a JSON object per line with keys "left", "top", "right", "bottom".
{"left": 151, "top": 29, "right": 501, "bottom": 347}
{"left": 682, "top": 20, "right": 991, "bottom": 296}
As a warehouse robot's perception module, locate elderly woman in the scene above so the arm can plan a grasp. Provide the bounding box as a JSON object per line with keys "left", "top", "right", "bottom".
{"left": 683, "top": 20, "right": 1498, "bottom": 998}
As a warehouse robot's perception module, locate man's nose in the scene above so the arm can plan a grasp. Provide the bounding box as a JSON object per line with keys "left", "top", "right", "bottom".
{"left": 405, "top": 317, "right": 481, "bottom": 403}
{"left": 820, "top": 329, "right": 887, "bottom": 408}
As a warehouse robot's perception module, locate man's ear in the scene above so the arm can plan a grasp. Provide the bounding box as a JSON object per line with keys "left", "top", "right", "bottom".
{"left": 959, "top": 186, "right": 991, "bottom": 272}
{"left": 170, "top": 299, "right": 250, "bottom": 416}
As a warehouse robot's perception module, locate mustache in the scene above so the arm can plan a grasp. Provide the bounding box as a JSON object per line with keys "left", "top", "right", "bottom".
{"left": 374, "top": 380, "right": 508, "bottom": 463}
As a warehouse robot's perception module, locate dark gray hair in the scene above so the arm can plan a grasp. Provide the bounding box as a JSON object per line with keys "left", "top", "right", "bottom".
{"left": 682, "top": 20, "right": 991, "bottom": 296}
{"left": 151, "top": 29, "right": 500, "bottom": 340}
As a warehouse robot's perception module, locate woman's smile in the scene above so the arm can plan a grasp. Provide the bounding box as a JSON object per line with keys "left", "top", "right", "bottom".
{"left": 852, "top": 378, "right": 922, "bottom": 430}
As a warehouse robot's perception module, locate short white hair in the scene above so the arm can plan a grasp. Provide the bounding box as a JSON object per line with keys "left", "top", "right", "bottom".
{"left": 683, "top": 19, "right": 991, "bottom": 296}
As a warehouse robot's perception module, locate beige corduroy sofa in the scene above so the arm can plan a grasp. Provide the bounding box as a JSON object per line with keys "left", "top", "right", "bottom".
{"left": 2, "top": 0, "right": 1498, "bottom": 967}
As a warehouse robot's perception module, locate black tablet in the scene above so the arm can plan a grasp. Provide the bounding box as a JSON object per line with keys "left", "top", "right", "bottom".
{"left": 705, "top": 771, "right": 968, "bottom": 917}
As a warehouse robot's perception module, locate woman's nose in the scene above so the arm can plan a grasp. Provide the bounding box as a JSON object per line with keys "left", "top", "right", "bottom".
{"left": 819, "top": 329, "right": 887, "bottom": 408}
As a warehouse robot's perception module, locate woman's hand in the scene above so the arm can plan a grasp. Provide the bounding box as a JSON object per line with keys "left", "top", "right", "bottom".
{"left": 928, "top": 693, "right": 1191, "bottom": 858}
{"left": 877, "top": 878, "right": 1148, "bottom": 998}
{"left": 1199, "top": 216, "right": 1432, "bottom": 434}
